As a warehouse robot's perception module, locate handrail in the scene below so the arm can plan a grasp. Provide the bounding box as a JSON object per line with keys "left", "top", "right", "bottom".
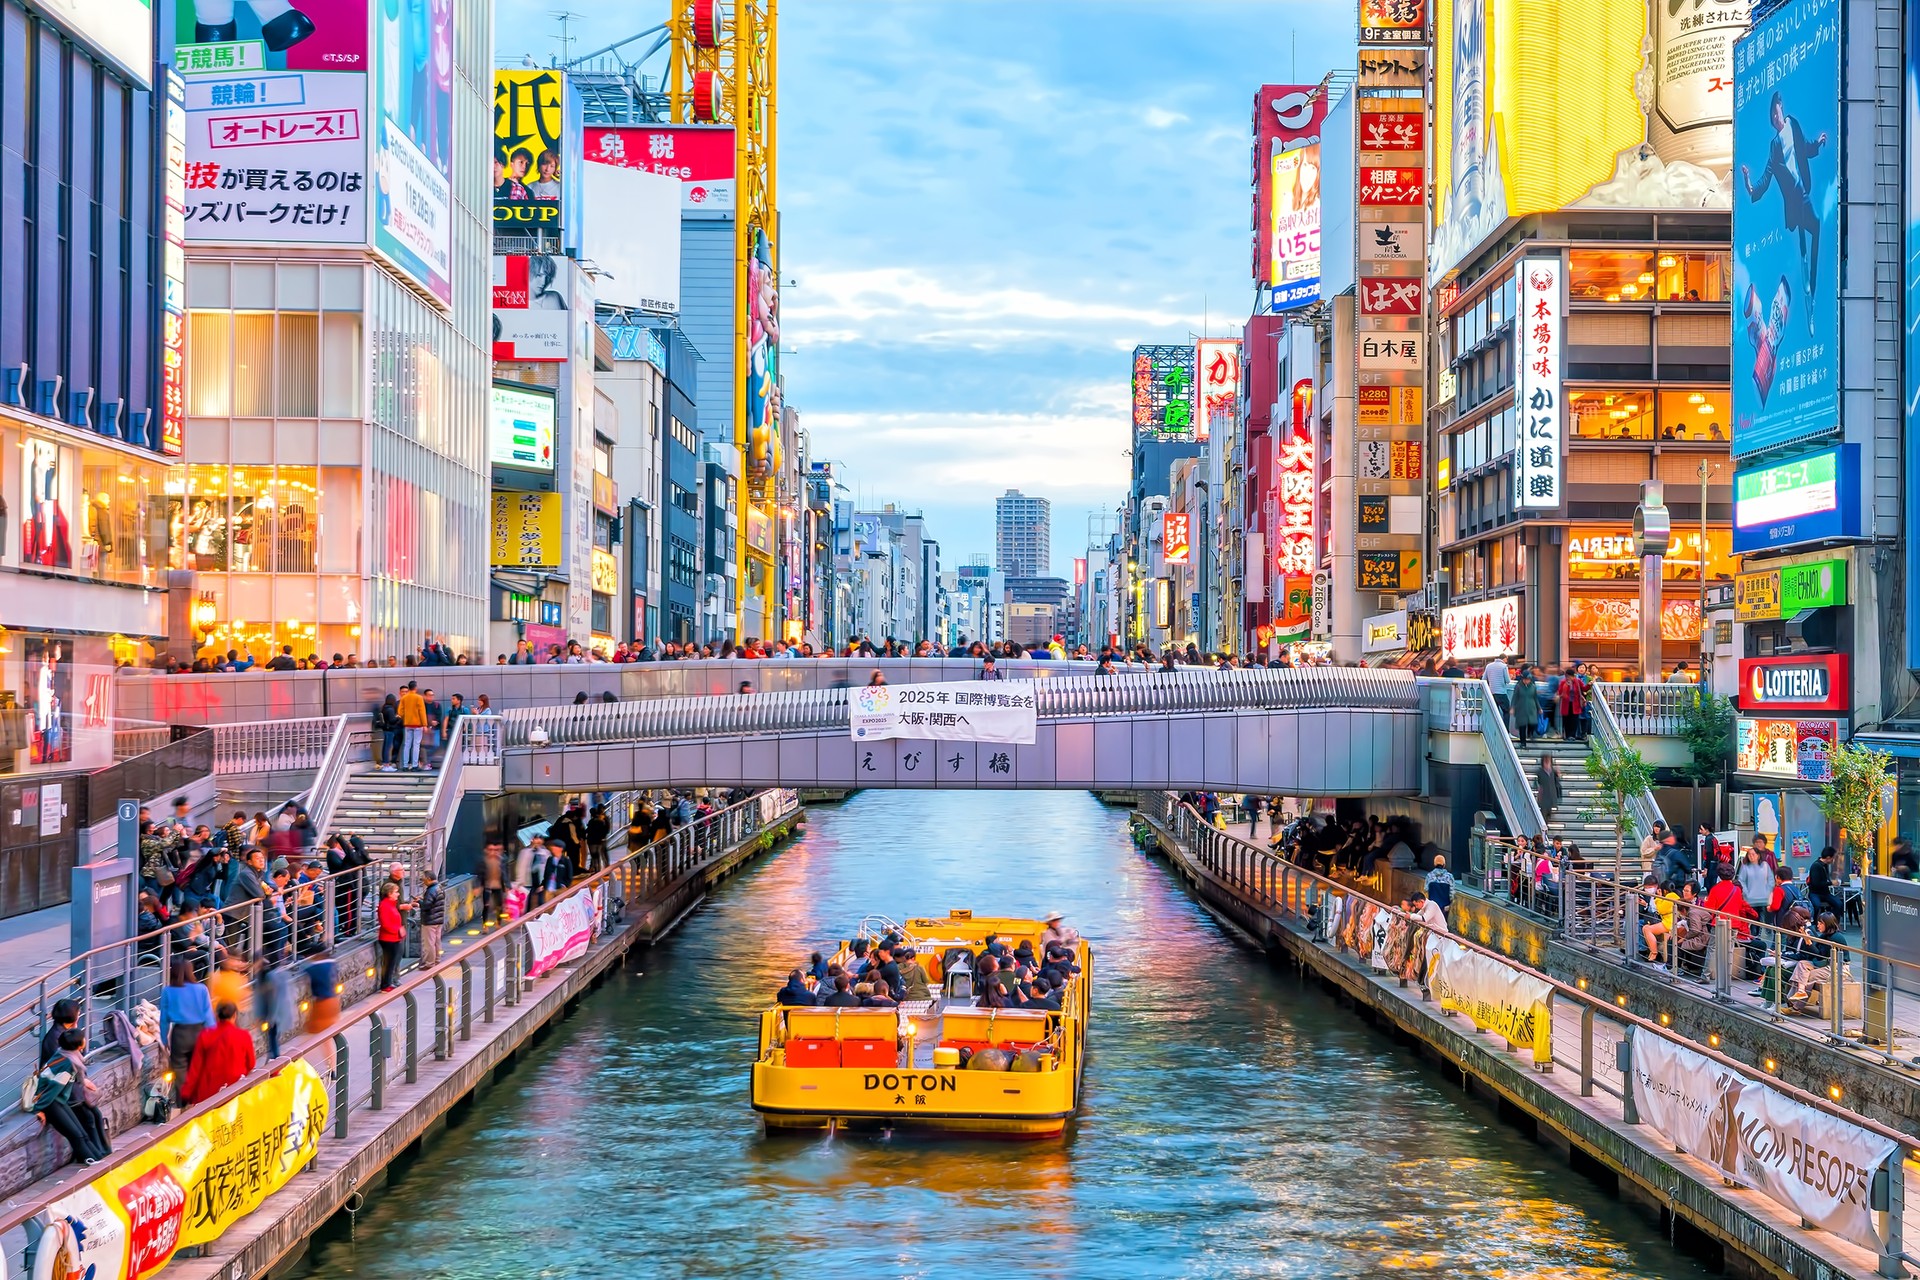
{"left": 1587, "top": 689, "right": 1663, "bottom": 852}
{"left": 1423, "top": 679, "right": 1547, "bottom": 839}
{"left": 1594, "top": 681, "right": 1694, "bottom": 736}
{"left": 495, "top": 667, "right": 1422, "bottom": 749}
{"left": 1140, "top": 791, "right": 1917, "bottom": 1151}
{"left": 0, "top": 788, "right": 803, "bottom": 1262}
{"left": 211, "top": 716, "right": 342, "bottom": 775}
{"left": 304, "top": 714, "right": 364, "bottom": 837}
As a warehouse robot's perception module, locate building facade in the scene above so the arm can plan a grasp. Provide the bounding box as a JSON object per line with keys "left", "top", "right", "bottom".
{"left": 995, "top": 488, "right": 1050, "bottom": 579}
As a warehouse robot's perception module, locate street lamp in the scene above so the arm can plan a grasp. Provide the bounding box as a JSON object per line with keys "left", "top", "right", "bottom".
{"left": 192, "top": 592, "right": 218, "bottom": 649}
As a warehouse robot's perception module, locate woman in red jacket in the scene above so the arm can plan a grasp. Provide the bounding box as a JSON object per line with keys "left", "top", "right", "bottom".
{"left": 377, "top": 881, "right": 407, "bottom": 991}
{"left": 181, "top": 1001, "right": 256, "bottom": 1105}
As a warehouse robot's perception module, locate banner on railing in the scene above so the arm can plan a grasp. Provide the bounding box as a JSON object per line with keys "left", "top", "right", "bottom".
{"left": 1424, "top": 935, "right": 1552, "bottom": 1060}
{"left": 1628, "top": 1026, "right": 1744, "bottom": 1159}
{"left": 526, "top": 892, "right": 597, "bottom": 977}
{"left": 849, "top": 682, "right": 1037, "bottom": 744}
{"left": 35, "top": 1060, "right": 328, "bottom": 1280}
{"left": 1626, "top": 1026, "right": 1897, "bottom": 1254}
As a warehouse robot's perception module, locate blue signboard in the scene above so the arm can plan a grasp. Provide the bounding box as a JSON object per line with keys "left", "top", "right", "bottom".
{"left": 1731, "top": 0, "right": 1842, "bottom": 460}
{"left": 1731, "top": 444, "right": 1860, "bottom": 553}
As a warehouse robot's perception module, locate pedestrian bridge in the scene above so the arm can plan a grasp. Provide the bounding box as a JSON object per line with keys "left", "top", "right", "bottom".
{"left": 494, "top": 668, "right": 1425, "bottom": 795}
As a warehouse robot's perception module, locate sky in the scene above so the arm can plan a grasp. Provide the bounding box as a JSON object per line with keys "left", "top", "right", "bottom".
{"left": 496, "top": 0, "right": 1353, "bottom": 574}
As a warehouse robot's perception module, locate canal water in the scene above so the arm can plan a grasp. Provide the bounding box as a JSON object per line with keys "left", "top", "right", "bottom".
{"left": 298, "top": 791, "right": 1712, "bottom": 1279}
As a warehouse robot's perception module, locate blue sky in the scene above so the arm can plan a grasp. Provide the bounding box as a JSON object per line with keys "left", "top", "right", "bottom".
{"left": 497, "top": 1, "right": 1352, "bottom": 572}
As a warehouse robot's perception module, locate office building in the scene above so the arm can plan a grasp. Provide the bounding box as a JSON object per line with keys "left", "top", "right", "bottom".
{"left": 995, "top": 489, "right": 1051, "bottom": 579}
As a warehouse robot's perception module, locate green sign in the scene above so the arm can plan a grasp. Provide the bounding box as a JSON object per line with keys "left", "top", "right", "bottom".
{"left": 1778, "top": 558, "right": 1847, "bottom": 613}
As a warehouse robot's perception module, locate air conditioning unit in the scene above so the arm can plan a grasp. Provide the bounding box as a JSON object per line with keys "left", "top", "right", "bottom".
{"left": 1377, "top": 594, "right": 1397, "bottom": 611}
{"left": 1730, "top": 793, "right": 1753, "bottom": 825}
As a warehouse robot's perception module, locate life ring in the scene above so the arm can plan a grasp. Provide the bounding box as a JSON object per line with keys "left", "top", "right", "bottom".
{"left": 28, "top": 1215, "right": 76, "bottom": 1280}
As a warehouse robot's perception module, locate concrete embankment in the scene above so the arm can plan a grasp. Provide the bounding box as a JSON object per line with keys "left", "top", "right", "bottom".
{"left": 93, "top": 808, "right": 803, "bottom": 1280}
{"left": 1139, "top": 809, "right": 1905, "bottom": 1280}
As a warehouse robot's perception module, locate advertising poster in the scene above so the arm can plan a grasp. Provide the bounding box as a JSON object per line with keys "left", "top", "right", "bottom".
{"left": 744, "top": 227, "right": 781, "bottom": 497}
{"left": 493, "top": 69, "right": 566, "bottom": 232}
{"left": 1269, "top": 143, "right": 1323, "bottom": 307}
{"left": 372, "top": 0, "right": 453, "bottom": 304}
{"left": 1795, "top": 718, "right": 1836, "bottom": 781}
{"left": 849, "top": 682, "right": 1038, "bottom": 745}
{"left": 21, "top": 438, "right": 72, "bottom": 570}
{"left": 24, "top": 636, "right": 71, "bottom": 765}
{"left": 179, "top": 69, "right": 367, "bottom": 244}
{"left": 1253, "top": 85, "right": 1326, "bottom": 290}
{"left": 175, "top": 0, "right": 366, "bottom": 73}
{"left": 1131, "top": 344, "right": 1197, "bottom": 439}
{"left": 491, "top": 254, "right": 567, "bottom": 360}
{"left": 490, "top": 490, "right": 561, "bottom": 566}
{"left": 490, "top": 383, "right": 555, "bottom": 472}
{"left": 35, "top": 1062, "right": 327, "bottom": 1280}
{"left": 581, "top": 162, "right": 681, "bottom": 313}
{"left": 1731, "top": 0, "right": 1840, "bottom": 457}
{"left": 586, "top": 123, "right": 735, "bottom": 212}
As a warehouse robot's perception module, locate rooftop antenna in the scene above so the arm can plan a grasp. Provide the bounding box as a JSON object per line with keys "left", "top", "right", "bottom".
{"left": 1291, "top": 30, "right": 1297, "bottom": 81}
{"left": 553, "top": 10, "right": 580, "bottom": 67}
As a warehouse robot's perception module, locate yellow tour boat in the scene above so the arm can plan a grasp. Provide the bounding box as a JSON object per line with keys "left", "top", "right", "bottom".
{"left": 751, "top": 910, "right": 1091, "bottom": 1137}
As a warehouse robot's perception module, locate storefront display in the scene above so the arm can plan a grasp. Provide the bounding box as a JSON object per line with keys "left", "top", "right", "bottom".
{"left": 1566, "top": 525, "right": 1733, "bottom": 582}
{"left": 1737, "top": 716, "right": 1840, "bottom": 782}
{"left": 1567, "top": 594, "right": 1703, "bottom": 643}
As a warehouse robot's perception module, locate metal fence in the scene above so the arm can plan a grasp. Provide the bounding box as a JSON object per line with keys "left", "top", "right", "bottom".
{"left": 210, "top": 717, "right": 341, "bottom": 776}
{"left": 78, "top": 731, "right": 215, "bottom": 828}
{"left": 1596, "top": 681, "right": 1695, "bottom": 737}
{"left": 0, "top": 788, "right": 801, "bottom": 1277}
{"left": 1137, "top": 792, "right": 1910, "bottom": 1272}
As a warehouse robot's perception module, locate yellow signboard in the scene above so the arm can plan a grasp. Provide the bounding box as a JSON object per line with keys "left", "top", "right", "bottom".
{"left": 37, "top": 1061, "right": 328, "bottom": 1280}
{"left": 492, "top": 490, "right": 562, "bottom": 567}
{"left": 591, "top": 548, "right": 619, "bottom": 595}
{"left": 1735, "top": 569, "right": 1782, "bottom": 622}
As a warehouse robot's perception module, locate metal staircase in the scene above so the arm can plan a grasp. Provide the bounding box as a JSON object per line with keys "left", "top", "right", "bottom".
{"left": 327, "top": 764, "right": 438, "bottom": 859}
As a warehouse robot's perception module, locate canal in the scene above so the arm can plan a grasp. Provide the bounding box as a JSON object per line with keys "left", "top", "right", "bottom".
{"left": 297, "top": 790, "right": 1713, "bottom": 1279}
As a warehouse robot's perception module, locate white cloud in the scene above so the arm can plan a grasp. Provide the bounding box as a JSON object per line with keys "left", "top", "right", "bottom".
{"left": 1141, "top": 106, "right": 1190, "bottom": 129}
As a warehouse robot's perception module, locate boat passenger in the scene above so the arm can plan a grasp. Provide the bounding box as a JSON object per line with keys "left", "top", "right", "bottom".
{"left": 821, "top": 975, "right": 861, "bottom": 1007}
{"left": 856, "top": 982, "right": 897, "bottom": 1009}
{"left": 1041, "top": 911, "right": 1079, "bottom": 947}
{"left": 870, "top": 945, "right": 904, "bottom": 1000}
{"left": 775, "top": 970, "right": 815, "bottom": 1006}
{"left": 1028, "top": 975, "right": 1063, "bottom": 1011}
{"left": 976, "top": 956, "right": 1009, "bottom": 1008}
{"left": 809, "top": 951, "right": 831, "bottom": 985}
{"left": 848, "top": 938, "right": 871, "bottom": 973}
{"left": 896, "top": 947, "right": 932, "bottom": 1001}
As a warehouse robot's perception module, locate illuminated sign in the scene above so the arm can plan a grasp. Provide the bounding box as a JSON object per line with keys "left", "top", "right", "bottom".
{"left": 1359, "top": 109, "right": 1425, "bottom": 152}
{"left": 1363, "top": 610, "right": 1408, "bottom": 653}
{"left": 1275, "top": 379, "right": 1317, "bottom": 578}
{"left": 1197, "top": 339, "right": 1241, "bottom": 443}
{"left": 1361, "top": 0, "right": 1428, "bottom": 42}
{"left": 1131, "top": 344, "right": 1198, "bottom": 440}
{"left": 1515, "top": 258, "right": 1563, "bottom": 509}
{"left": 1732, "top": 446, "right": 1859, "bottom": 552}
{"left": 1359, "top": 166, "right": 1424, "bottom": 204}
{"left": 1359, "top": 276, "right": 1423, "bottom": 316}
{"left": 1163, "top": 512, "right": 1191, "bottom": 565}
{"left": 1360, "top": 220, "right": 1423, "bottom": 264}
{"left": 1739, "top": 653, "right": 1848, "bottom": 712}
{"left": 1359, "top": 550, "right": 1422, "bottom": 591}
{"left": 1566, "top": 525, "right": 1732, "bottom": 581}
{"left": 161, "top": 72, "right": 187, "bottom": 456}
{"left": 1357, "top": 333, "right": 1424, "bottom": 370}
{"left": 491, "top": 491, "right": 561, "bottom": 567}
{"left": 1567, "top": 595, "right": 1702, "bottom": 642}
{"left": 1737, "top": 717, "right": 1839, "bottom": 781}
{"left": 590, "top": 548, "right": 619, "bottom": 595}
{"left": 490, "top": 383, "right": 556, "bottom": 473}
{"left": 1356, "top": 386, "right": 1423, "bottom": 428}
{"left": 1441, "top": 596, "right": 1520, "bottom": 661}
{"left": 1269, "top": 144, "right": 1323, "bottom": 308}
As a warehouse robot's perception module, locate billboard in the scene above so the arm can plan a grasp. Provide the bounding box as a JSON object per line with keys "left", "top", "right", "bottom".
{"left": 490, "top": 490, "right": 561, "bottom": 567}
{"left": 1429, "top": 0, "right": 1750, "bottom": 281}
{"left": 581, "top": 162, "right": 680, "bottom": 313}
{"left": 744, "top": 227, "right": 781, "bottom": 496}
{"left": 371, "top": 0, "right": 452, "bottom": 304}
{"left": 1254, "top": 84, "right": 1328, "bottom": 304}
{"left": 1361, "top": 0, "right": 1428, "bottom": 42}
{"left": 160, "top": 73, "right": 186, "bottom": 455}
{"left": 1196, "top": 339, "right": 1240, "bottom": 443}
{"left": 1731, "top": 0, "right": 1840, "bottom": 459}
{"left": 1515, "top": 258, "right": 1564, "bottom": 508}
{"left": 1131, "top": 344, "right": 1198, "bottom": 439}
{"left": 175, "top": 0, "right": 365, "bottom": 73}
{"left": 490, "top": 383, "right": 555, "bottom": 473}
{"left": 493, "top": 69, "right": 567, "bottom": 233}
{"left": 491, "top": 255, "right": 568, "bottom": 361}
{"left": 1731, "top": 444, "right": 1859, "bottom": 552}
{"left": 178, "top": 70, "right": 367, "bottom": 244}
{"left": 585, "top": 124, "right": 735, "bottom": 213}
{"left": 1163, "top": 512, "right": 1191, "bottom": 564}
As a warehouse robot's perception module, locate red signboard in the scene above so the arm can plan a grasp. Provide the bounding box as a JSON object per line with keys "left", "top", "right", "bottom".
{"left": 1275, "top": 379, "right": 1316, "bottom": 577}
{"left": 1359, "top": 275, "right": 1423, "bottom": 316}
{"left": 1252, "top": 85, "right": 1327, "bottom": 284}
{"left": 1738, "top": 653, "right": 1850, "bottom": 713}
{"left": 1359, "top": 110, "right": 1425, "bottom": 153}
{"left": 585, "top": 125, "right": 736, "bottom": 210}
{"left": 1358, "top": 167, "right": 1424, "bottom": 205}
{"left": 1163, "top": 512, "right": 1191, "bottom": 565}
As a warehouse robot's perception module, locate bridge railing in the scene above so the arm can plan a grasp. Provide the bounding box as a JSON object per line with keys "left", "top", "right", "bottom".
{"left": 1137, "top": 792, "right": 1910, "bottom": 1273}
{"left": 0, "top": 789, "right": 802, "bottom": 1275}
{"left": 1421, "top": 678, "right": 1547, "bottom": 840}
{"left": 210, "top": 716, "right": 341, "bottom": 776}
{"left": 1594, "top": 682, "right": 1692, "bottom": 736}
{"left": 496, "top": 667, "right": 1421, "bottom": 750}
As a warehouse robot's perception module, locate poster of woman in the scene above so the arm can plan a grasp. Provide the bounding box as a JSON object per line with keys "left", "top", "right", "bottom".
{"left": 24, "top": 636, "right": 71, "bottom": 765}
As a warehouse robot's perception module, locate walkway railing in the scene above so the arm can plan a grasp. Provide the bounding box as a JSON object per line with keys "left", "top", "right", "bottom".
{"left": 211, "top": 716, "right": 341, "bottom": 776}
{"left": 1138, "top": 792, "right": 1911, "bottom": 1272}
{"left": 497, "top": 667, "right": 1420, "bottom": 749}
{"left": 1595, "top": 682, "right": 1692, "bottom": 736}
{"left": 1586, "top": 690, "right": 1663, "bottom": 852}
{"left": 1422, "top": 678, "right": 1547, "bottom": 839}
{"left": 0, "top": 789, "right": 801, "bottom": 1276}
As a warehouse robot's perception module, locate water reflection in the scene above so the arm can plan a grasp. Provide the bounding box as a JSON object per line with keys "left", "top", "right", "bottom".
{"left": 296, "top": 791, "right": 1712, "bottom": 1280}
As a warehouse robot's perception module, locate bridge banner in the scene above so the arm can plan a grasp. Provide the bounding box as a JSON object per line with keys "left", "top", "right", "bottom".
{"left": 1628, "top": 1026, "right": 1743, "bottom": 1159}
{"left": 33, "top": 1059, "right": 328, "bottom": 1280}
{"left": 526, "top": 891, "right": 597, "bottom": 977}
{"left": 1424, "top": 935, "right": 1553, "bottom": 1061}
{"left": 1720, "top": 1077, "right": 1898, "bottom": 1255}
{"left": 849, "top": 682, "right": 1038, "bottom": 745}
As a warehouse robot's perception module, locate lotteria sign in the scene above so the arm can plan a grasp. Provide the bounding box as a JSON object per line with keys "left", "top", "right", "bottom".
{"left": 1739, "top": 654, "right": 1849, "bottom": 713}
{"left": 1733, "top": 446, "right": 1860, "bottom": 553}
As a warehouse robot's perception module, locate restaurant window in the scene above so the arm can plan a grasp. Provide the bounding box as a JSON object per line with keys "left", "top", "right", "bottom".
{"left": 1567, "top": 524, "right": 1734, "bottom": 581}
{"left": 1569, "top": 389, "right": 1656, "bottom": 440}
{"left": 169, "top": 465, "right": 339, "bottom": 574}
{"left": 1655, "top": 388, "right": 1729, "bottom": 442}
{"left": 1569, "top": 250, "right": 1656, "bottom": 303}
{"left": 1653, "top": 251, "right": 1730, "bottom": 303}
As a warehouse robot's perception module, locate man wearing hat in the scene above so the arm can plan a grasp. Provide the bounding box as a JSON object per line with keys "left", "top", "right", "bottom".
{"left": 1041, "top": 911, "right": 1078, "bottom": 948}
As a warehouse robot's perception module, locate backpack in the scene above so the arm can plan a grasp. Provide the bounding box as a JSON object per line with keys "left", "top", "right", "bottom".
{"left": 22, "top": 1060, "right": 73, "bottom": 1114}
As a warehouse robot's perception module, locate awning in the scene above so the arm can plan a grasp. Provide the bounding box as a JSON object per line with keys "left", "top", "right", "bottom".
{"left": 1851, "top": 732, "right": 1920, "bottom": 760}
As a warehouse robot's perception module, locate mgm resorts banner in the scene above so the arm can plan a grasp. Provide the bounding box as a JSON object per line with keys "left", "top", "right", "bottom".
{"left": 36, "top": 1060, "right": 328, "bottom": 1280}
{"left": 1629, "top": 1027, "right": 1899, "bottom": 1254}
{"left": 849, "top": 682, "right": 1038, "bottom": 744}
{"left": 1424, "top": 935, "right": 1553, "bottom": 1064}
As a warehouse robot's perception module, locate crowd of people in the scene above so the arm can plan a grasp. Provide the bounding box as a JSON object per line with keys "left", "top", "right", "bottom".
{"left": 773, "top": 915, "right": 1082, "bottom": 1014}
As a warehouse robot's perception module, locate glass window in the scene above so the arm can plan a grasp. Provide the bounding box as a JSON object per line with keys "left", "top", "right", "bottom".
{"left": 178, "top": 465, "right": 232, "bottom": 571}
{"left": 1569, "top": 250, "right": 1657, "bottom": 303}
{"left": 188, "top": 311, "right": 231, "bottom": 417}
{"left": 1656, "top": 388, "right": 1730, "bottom": 442}
{"left": 321, "top": 314, "right": 362, "bottom": 417}
{"left": 1654, "top": 251, "right": 1730, "bottom": 303}
{"left": 277, "top": 313, "right": 319, "bottom": 416}
{"left": 232, "top": 313, "right": 274, "bottom": 416}
{"left": 79, "top": 453, "right": 161, "bottom": 587}
{"left": 1568, "top": 388, "right": 1655, "bottom": 440}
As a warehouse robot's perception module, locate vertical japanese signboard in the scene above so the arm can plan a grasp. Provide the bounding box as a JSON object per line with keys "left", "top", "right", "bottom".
{"left": 1515, "top": 258, "right": 1564, "bottom": 509}
{"left": 1131, "top": 344, "right": 1198, "bottom": 441}
{"left": 160, "top": 71, "right": 187, "bottom": 456}
{"left": 1196, "top": 339, "right": 1240, "bottom": 444}
{"left": 1274, "top": 378, "right": 1316, "bottom": 638}
{"left": 1254, "top": 85, "right": 1328, "bottom": 309}
{"left": 1163, "top": 512, "right": 1191, "bottom": 564}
